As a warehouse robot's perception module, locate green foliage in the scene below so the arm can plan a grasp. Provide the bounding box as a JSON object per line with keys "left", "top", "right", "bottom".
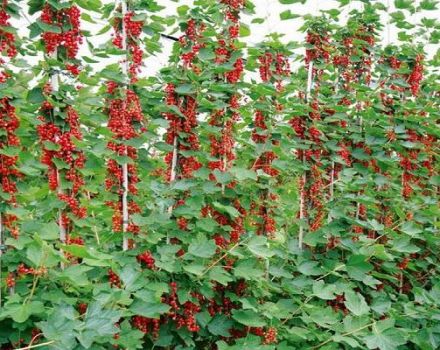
{"left": 0, "top": 0, "right": 438, "bottom": 350}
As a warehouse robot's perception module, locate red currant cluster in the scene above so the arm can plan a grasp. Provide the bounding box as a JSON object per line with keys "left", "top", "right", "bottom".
{"left": 0, "top": 98, "right": 20, "bottom": 203}
{"left": 308, "top": 165, "right": 325, "bottom": 232}
{"left": 226, "top": 57, "right": 243, "bottom": 83}
{"left": 132, "top": 316, "right": 160, "bottom": 337}
{"left": 136, "top": 251, "right": 155, "bottom": 269}
{"left": 37, "top": 102, "right": 86, "bottom": 229}
{"left": 326, "top": 235, "right": 341, "bottom": 250}
{"left": 408, "top": 54, "right": 423, "bottom": 96}
{"left": 40, "top": 3, "right": 82, "bottom": 59}
{"left": 0, "top": 7, "right": 20, "bottom": 240}
{"left": 263, "top": 327, "right": 278, "bottom": 344}
{"left": 6, "top": 272, "right": 15, "bottom": 288}
{"left": 337, "top": 143, "right": 352, "bottom": 166}
{"left": 0, "top": 1, "right": 17, "bottom": 59}
{"left": 163, "top": 83, "right": 201, "bottom": 181}
{"left": 105, "top": 86, "right": 144, "bottom": 234}
{"left": 259, "top": 52, "right": 290, "bottom": 86}
{"left": 229, "top": 326, "right": 278, "bottom": 344}
{"left": 335, "top": 27, "right": 375, "bottom": 92}
{"left": 159, "top": 282, "right": 201, "bottom": 332}
{"left": 77, "top": 302, "right": 88, "bottom": 315}
{"left": 221, "top": 0, "right": 245, "bottom": 9}
{"left": 251, "top": 52, "right": 290, "bottom": 237}
{"left": 252, "top": 199, "right": 277, "bottom": 237}
{"left": 64, "top": 235, "right": 84, "bottom": 262}
{"left": 17, "top": 264, "right": 47, "bottom": 276}
{"left": 253, "top": 152, "right": 279, "bottom": 177}
{"left": 289, "top": 117, "right": 305, "bottom": 139}
{"left": 65, "top": 64, "right": 81, "bottom": 76}
{"left": 112, "top": 11, "right": 144, "bottom": 82}
{"left": 305, "top": 32, "right": 330, "bottom": 66}
{"left": 124, "top": 12, "right": 143, "bottom": 37}
{"left": 202, "top": 202, "right": 245, "bottom": 245}
{"left": 179, "top": 19, "right": 206, "bottom": 70}
{"left": 108, "top": 269, "right": 121, "bottom": 288}
{"left": 397, "top": 257, "right": 410, "bottom": 270}
{"left": 327, "top": 294, "right": 348, "bottom": 314}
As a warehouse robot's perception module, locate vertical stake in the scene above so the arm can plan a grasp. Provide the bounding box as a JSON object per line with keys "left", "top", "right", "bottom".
{"left": 121, "top": 0, "right": 129, "bottom": 251}
{"left": 51, "top": 49, "right": 66, "bottom": 267}
{"left": 299, "top": 61, "right": 314, "bottom": 250}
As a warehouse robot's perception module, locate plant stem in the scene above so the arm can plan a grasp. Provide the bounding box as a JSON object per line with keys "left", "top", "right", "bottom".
{"left": 311, "top": 322, "right": 375, "bottom": 349}
{"left": 16, "top": 340, "right": 55, "bottom": 350}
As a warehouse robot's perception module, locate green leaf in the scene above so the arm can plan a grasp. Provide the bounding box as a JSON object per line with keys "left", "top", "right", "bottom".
{"left": 78, "top": 302, "right": 122, "bottom": 348}
{"left": 347, "top": 255, "right": 373, "bottom": 281}
{"left": 232, "top": 310, "right": 266, "bottom": 327}
{"left": 212, "top": 202, "right": 241, "bottom": 218}
{"left": 38, "top": 304, "right": 79, "bottom": 350}
{"left": 119, "top": 265, "right": 142, "bottom": 291}
{"left": 75, "top": 0, "right": 102, "bottom": 12}
{"left": 279, "top": 0, "right": 306, "bottom": 4}
{"left": 188, "top": 238, "right": 217, "bottom": 258}
{"left": 280, "top": 10, "right": 300, "bottom": 20}
{"left": 344, "top": 290, "right": 370, "bottom": 316}
{"left": 0, "top": 146, "right": 20, "bottom": 157}
{"left": 420, "top": 0, "right": 438, "bottom": 10}
{"left": 364, "top": 327, "right": 407, "bottom": 350}
{"left": 239, "top": 23, "right": 251, "bottom": 37}
{"left": 36, "top": 19, "right": 62, "bottom": 33}
{"left": 61, "top": 244, "right": 91, "bottom": 259}
{"left": 196, "top": 218, "right": 218, "bottom": 232}
{"left": 309, "top": 307, "right": 340, "bottom": 327}
{"left": 247, "top": 236, "right": 274, "bottom": 258}
{"left": 114, "top": 320, "right": 144, "bottom": 349}
{"left": 298, "top": 261, "right": 323, "bottom": 276}
{"left": 394, "top": 0, "right": 413, "bottom": 9}
{"left": 234, "top": 259, "right": 265, "bottom": 280}
{"left": 177, "top": 5, "right": 189, "bottom": 15}
{"left": 175, "top": 84, "right": 195, "bottom": 95}
{"left": 231, "top": 167, "right": 257, "bottom": 181}
{"left": 333, "top": 334, "right": 361, "bottom": 348}
{"left": 198, "top": 48, "right": 216, "bottom": 61}
{"left": 313, "top": 280, "right": 336, "bottom": 300}
{"left": 27, "top": 87, "right": 45, "bottom": 104}
{"left": 209, "top": 266, "right": 233, "bottom": 285}
{"left": 130, "top": 299, "right": 170, "bottom": 319}
{"left": 400, "top": 222, "right": 422, "bottom": 237}
{"left": 208, "top": 315, "right": 234, "bottom": 337}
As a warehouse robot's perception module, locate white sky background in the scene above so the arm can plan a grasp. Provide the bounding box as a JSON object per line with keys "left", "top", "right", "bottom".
{"left": 10, "top": 0, "right": 440, "bottom": 78}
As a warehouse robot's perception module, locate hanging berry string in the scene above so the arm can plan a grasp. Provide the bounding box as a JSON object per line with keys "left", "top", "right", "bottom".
{"left": 163, "top": 18, "right": 204, "bottom": 183}
{"left": 400, "top": 54, "right": 426, "bottom": 199}
{"left": 40, "top": 3, "right": 82, "bottom": 61}
{"left": 161, "top": 17, "right": 206, "bottom": 250}
{"left": 36, "top": 2, "right": 86, "bottom": 248}
{"left": 0, "top": 0, "right": 17, "bottom": 80}
{"left": 332, "top": 19, "right": 378, "bottom": 240}
{"left": 105, "top": 2, "right": 145, "bottom": 250}
{"left": 205, "top": 0, "right": 246, "bottom": 247}
{"left": 112, "top": 10, "right": 143, "bottom": 83}
{"left": 0, "top": 0, "right": 20, "bottom": 244}
{"left": 251, "top": 49, "right": 290, "bottom": 238}
{"left": 208, "top": 0, "right": 244, "bottom": 177}
{"left": 376, "top": 49, "right": 436, "bottom": 295}
{"left": 291, "top": 20, "right": 331, "bottom": 248}
{"left": 104, "top": 85, "right": 143, "bottom": 239}
{"left": 379, "top": 52, "right": 426, "bottom": 204}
